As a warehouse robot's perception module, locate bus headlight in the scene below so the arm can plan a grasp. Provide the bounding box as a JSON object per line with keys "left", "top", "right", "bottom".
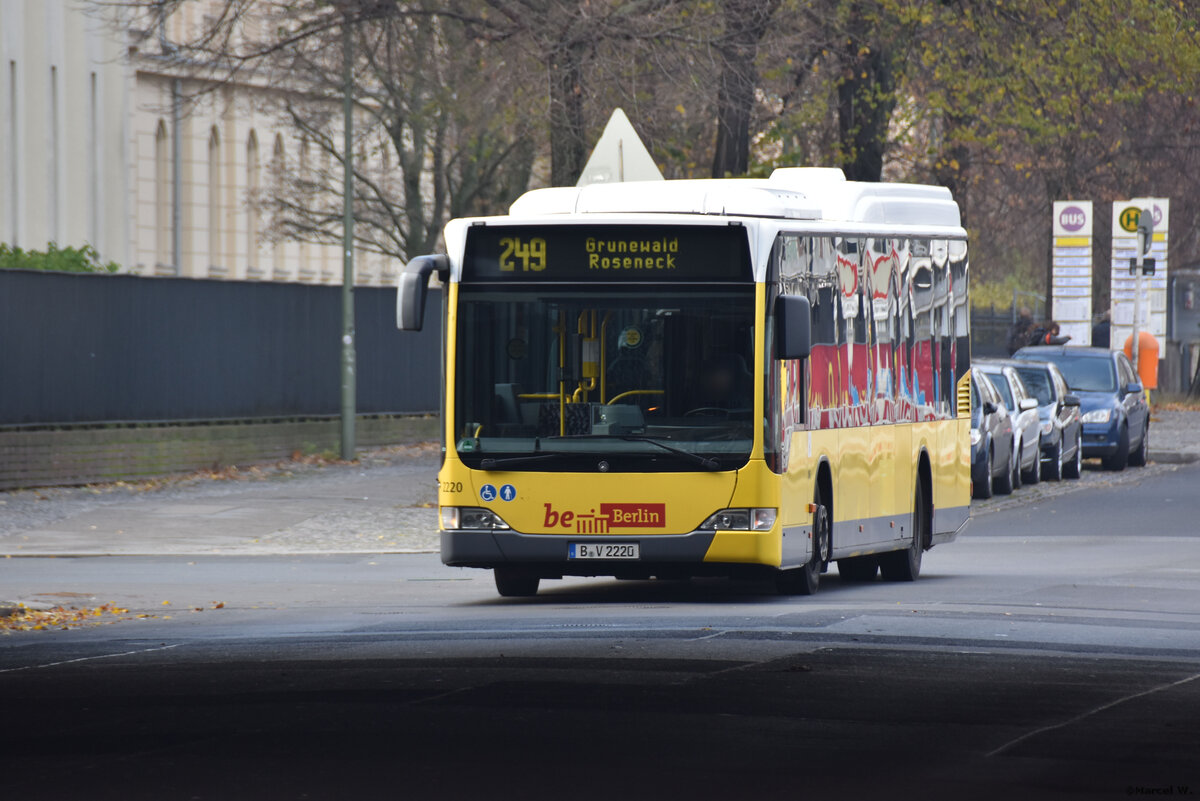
{"left": 1081, "top": 408, "right": 1112, "bottom": 424}
{"left": 441, "top": 507, "right": 511, "bottom": 531}
{"left": 699, "top": 508, "right": 777, "bottom": 531}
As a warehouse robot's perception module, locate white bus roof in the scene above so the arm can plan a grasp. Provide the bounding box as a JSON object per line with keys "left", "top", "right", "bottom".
{"left": 507, "top": 167, "right": 962, "bottom": 229}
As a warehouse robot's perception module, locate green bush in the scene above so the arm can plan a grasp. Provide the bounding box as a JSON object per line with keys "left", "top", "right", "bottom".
{"left": 0, "top": 242, "right": 120, "bottom": 274}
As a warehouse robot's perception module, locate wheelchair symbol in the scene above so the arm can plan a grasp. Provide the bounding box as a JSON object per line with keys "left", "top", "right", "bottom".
{"left": 479, "top": 484, "right": 497, "bottom": 502}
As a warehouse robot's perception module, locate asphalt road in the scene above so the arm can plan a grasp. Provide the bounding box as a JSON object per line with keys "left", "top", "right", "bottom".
{"left": 3, "top": 462, "right": 1200, "bottom": 801}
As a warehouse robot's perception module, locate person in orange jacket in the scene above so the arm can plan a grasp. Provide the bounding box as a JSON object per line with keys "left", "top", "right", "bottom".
{"left": 1029, "top": 320, "right": 1071, "bottom": 346}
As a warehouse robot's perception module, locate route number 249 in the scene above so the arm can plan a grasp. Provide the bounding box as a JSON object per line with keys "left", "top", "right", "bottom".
{"left": 499, "top": 237, "right": 547, "bottom": 272}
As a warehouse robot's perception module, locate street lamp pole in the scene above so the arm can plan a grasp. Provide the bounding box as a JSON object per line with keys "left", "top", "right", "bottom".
{"left": 340, "top": 16, "right": 356, "bottom": 460}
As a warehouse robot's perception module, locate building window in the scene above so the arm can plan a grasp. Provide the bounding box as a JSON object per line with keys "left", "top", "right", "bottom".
{"left": 298, "top": 136, "right": 311, "bottom": 280}
{"left": 271, "top": 134, "right": 287, "bottom": 278}
{"left": 246, "top": 130, "right": 260, "bottom": 276}
{"left": 7, "top": 61, "right": 16, "bottom": 245}
{"left": 208, "top": 126, "right": 222, "bottom": 275}
{"left": 321, "top": 147, "right": 333, "bottom": 281}
{"left": 89, "top": 72, "right": 98, "bottom": 249}
{"left": 155, "top": 120, "right": 169, "bottom": 268}
{"left": 49, "top": 66, "right": 59, "bottom": 243}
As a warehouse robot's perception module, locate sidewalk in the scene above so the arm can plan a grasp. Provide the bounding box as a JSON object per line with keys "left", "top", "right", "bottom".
{"left": 1147, "top": 408, "right": 1200, "bottom": 464}
{"left": 0, "top": 442, "right": 441, "bottom": 558}
{"left": 2, "top": 411, "right": 1198, "bottom": 561}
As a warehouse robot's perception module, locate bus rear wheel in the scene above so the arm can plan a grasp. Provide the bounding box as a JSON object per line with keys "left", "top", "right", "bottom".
{"left": 777, "top": 501, "right": 829, "bottom": 596}
{"left": 837, "top": 555, "right": 878, "bottom": 582}
{"left": 880, "top": 481, "right": 925, "bottom": 582}
{"left": 494, "top": 568, "right": 540, "bottom": 597}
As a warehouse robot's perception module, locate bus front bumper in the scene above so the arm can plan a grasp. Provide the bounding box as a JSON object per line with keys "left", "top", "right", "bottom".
{"left": 441, "top": 529, "right": 730, "bottom": 577}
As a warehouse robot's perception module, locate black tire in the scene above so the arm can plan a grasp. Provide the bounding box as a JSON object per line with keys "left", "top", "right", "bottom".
{"left": 1022, "top": 438, "right": 1041, "bottom": 485}
{"left": 494, "top": 568, "right": 540, "bottom": 597}
{"left": 1129, "top": 422, "right": 1149, "bottom": 467}
{"left": 1044, "top": 437, "right": 1063, "bottom": 482}
{"left": 1103, "top": 424, "right": 1129, "bottom": 471}
{"left": 1063, "top": 431, "right": 1083, "bottom": 479}
{"left": 974, "top": 445, "right": 994, "bottom": 499}
{"left": 778, "top": 499, "right": 829, "bottom": 596}
{"left": 837, "top": 555, "right": 879, "bottom": 582}
{"left": 880, "top": 480, "right": 925, "bottom": 582}
{"left": 994, "top": 441, "right": 1015, "bottom": 495}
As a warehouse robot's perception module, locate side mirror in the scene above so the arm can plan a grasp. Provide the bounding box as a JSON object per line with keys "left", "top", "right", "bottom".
{"left": 774, "top": 294, "right": 811, "bottom": 360}
{"left": 1018, "top": 397, "right": 1038, "bottom": 412}
{"left": 982, "top": 401, "right": 997, "bottom": 415}
{"left": 396, "top": 254, "right": 450, "bottom": 331}
{"left": 1062, "top": 394, "right": 1081, "bottom": 407}
{"left": 1125, "top": 382, "right": 1143, "bottom": 396}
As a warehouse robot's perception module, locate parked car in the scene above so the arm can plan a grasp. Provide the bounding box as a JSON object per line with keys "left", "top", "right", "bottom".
{"left": 1006, "top": 357, "right": 1083, "bottom": 480}
{"left": 1013, "top": 345, "right": 1148, "bottom": 471}
{"left": 970, "top": 367, "right": 1015, "bottom": 498}
{"left": 975, "top": 360, "right": 1042, "bottom": 487}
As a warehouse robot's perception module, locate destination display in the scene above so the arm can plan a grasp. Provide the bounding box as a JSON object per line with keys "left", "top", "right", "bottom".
{"left": 462, "top": 224, "right": 753, "bottom": 282}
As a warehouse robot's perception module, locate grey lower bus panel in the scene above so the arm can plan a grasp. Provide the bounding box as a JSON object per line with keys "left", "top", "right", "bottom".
{"left": 441, "top": 529, "right": 716, "bottom": 569}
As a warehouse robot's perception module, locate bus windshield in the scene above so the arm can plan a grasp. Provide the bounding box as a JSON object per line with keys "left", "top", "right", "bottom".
{"left": 454, "top": 286, "right": 756, "bottom": 472}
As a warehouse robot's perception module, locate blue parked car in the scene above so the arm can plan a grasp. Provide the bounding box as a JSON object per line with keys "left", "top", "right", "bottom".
{"left": 1013, "top": 345, "right": 1150, "bottom": 471}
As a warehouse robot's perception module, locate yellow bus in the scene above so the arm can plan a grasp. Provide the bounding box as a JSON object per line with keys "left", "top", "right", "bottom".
{"left": 397, "top": 167, "right": 971, "bottom": 597}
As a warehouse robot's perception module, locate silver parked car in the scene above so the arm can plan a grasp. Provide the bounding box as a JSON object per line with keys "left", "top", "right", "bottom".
{"left": 976, "top": 360, "right": 1042, "bottom": 488}
{"left": 1007, "top": 358, "right": 1083, "bottom": 481}
{"left": 970, "top": 367, "right": 1016, "bottom": 499}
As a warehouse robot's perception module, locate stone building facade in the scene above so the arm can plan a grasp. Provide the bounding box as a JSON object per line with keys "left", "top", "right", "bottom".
{"left": 0, "top": 0, "right": 391, "bottom": 286}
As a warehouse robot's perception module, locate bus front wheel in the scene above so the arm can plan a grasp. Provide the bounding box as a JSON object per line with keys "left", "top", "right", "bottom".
{"left": 777, "top": 501, "right": 829, "bottom": 596}
{"left": 494, "top": 568, "right": 540, "bottom": 598}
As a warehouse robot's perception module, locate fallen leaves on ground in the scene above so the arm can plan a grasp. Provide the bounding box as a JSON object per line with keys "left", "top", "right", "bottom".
{"left": 1, "top": 603, "right": 129, "bottom": 633}
{"left": 1155, "top": 402, "right": 1200, "bottom": 412}
{"left": 2, "top": 599, "right": 227, "bottom": 632}
{"left": 190, "top": 601, "right": 226, "bottom": 612}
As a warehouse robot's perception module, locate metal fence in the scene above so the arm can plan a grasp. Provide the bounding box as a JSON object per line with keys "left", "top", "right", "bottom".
{"left": 0, "top": 270, "right": 441, "bottom": 426}
{"left": 969, "top": 306, "right": 1014, "bottom": 358}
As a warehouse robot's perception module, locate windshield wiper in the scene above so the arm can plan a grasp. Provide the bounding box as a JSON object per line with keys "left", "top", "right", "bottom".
{"left": 619, "top": 435, "right": 721, "bottom": 471}
{"left": 544, "top": 434, "right": 721, "bottom": 471}
{"left": 478, "top": 454, "right": 566, "bottom": 470}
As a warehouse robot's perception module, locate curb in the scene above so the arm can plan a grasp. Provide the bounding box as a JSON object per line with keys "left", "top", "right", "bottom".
{"left": 1148, "top": 451, "right": 1200, "bottom": 465}
{"left": 0, "top": 600, "right": 54, "bottom": 617}
{"left": 0, "top": 548, "right": 441, "bottom": 559}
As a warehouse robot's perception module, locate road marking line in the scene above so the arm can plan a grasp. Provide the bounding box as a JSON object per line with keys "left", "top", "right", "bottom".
{"left": 409, "top": 685, "right": 476, "bottom": 706}
{"left": 986, "top": 670, "right": 1200, "bottom": 758}
{"left": 0, "top": 644, "right": 179, "bottom": 674}
{"left": 689, "top": 630, "right": 727, "bottom": 641}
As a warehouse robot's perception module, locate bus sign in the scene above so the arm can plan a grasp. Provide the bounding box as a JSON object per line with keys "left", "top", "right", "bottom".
{"left": 462, "top": 224, "right": 753, "bottom": 282}
{"left": 1118, "top": 206, "right": 1142, "bottom": 233}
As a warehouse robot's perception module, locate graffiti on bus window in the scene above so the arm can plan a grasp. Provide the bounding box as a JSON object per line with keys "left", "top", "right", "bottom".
{"left": 770, "top": 233, "right": 970, "bottom": 450}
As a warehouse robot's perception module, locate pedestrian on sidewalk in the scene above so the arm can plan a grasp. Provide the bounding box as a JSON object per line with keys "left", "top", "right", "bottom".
{"left": 1029, "top": 320, "right": 1071, "bottom": 347}
{"left": 1092, "top": 310, "right": 1111, "bottom": 349}
{"left": 1006, "top": 308, "right": 1035, "bottom": 355}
